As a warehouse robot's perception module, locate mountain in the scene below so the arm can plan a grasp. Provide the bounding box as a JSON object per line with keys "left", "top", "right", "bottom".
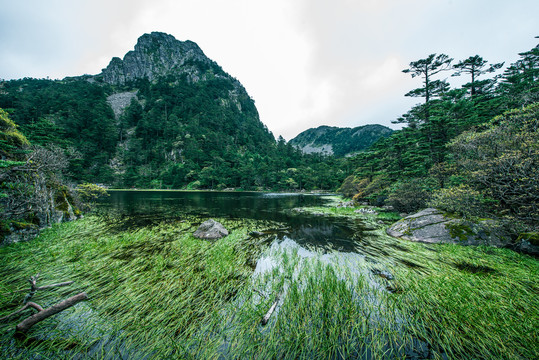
{"left": 289, "top": 124, "right": 393, "bottom": 157}
{"left": 0, "top": 32, "right": 347, "bottom": 191}
{"left": 101, "top": 32, "right": 210, "bottom": 85}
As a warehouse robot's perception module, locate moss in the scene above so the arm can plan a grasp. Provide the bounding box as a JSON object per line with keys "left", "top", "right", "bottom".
{"left": 518, "top": 232, "right": 539, "bottom": 246}
{"left": 11, "top": 221, "right": 36, "bottom": 230}
{"left": 446, "top": 222, "right": 475, "bottom": 242}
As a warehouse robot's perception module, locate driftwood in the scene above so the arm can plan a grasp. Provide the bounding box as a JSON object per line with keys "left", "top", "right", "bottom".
{"left": 0, "top": 274, "right": 87, "bottom": 335}
{"left": 261, "top": 296, "right": 280, "bottom": 326}
{"left": 0, "top": 302, "right": 43, "bottom": 322}
{"left": 13, "top": 281, "right": 75, "bottom": 293}
{"left": 16, "top": 292, "right": 88, "bottom": 334}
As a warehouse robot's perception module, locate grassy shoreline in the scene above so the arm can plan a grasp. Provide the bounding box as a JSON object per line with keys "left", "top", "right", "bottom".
{"left": 0, "top": 202, "right": 537, "bottom": 359}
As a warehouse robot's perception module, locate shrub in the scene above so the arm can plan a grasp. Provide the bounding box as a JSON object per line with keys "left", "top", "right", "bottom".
{"left": 385, "top": 178, "right": 436, "bottom": 213}
{"left": 449, "top": 103, "right": 539, "bottom": 226}
{"left": 75, "top": 183, "right": 109, "bottom": 202}
{"left": 427, "top": 184, "right": 496, "bottom": 219}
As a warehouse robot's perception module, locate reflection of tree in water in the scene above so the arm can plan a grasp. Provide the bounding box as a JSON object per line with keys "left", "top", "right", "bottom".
{"left": 97, "top": 191, "right": 326, "bottom": 224}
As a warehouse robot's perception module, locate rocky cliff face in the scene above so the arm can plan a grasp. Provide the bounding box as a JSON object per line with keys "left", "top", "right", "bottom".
{"left": 101, "top": 32, "right": 211, "bottom": 85}
{"left": 289, "top": 124, "right": 393, "bottom": 157}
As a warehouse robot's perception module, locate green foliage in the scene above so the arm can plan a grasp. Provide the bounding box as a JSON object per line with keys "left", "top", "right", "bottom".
{"left": 0, "top": 108, "right": 29, "bottom": 156}
{"left": 75, "top": 183, "right": 109, "bottom": 202}
{"left": 0, "top": 70, "right": 348, "bottom": 191}
{"left": 352, "top": 175, "right": 391, "bottom": 206}
{"left": 449, "top": 103, "right": 539, "bottom": 227}
{"left": 337, "top": 175, "right": 361, "bottom": 198}
{"left": 428, "top": 184, "right": 496, "bottom": 219}
{"left": 342, "top": 40, "right": 539, "bottom": 233}
{"left": 0, "top": 160, "right": 25, "bottom": 168}
{"left": 385, "top": 178, "right": 436, "bottom": 213}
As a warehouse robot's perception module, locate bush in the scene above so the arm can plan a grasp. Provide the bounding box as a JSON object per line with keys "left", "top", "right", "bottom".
{"left": 427, "top": 184, "right": 496, "bottom": 219}
{"left": 449, "top": 103, "right": 539, "bottom": 226}
{"left": 385, "top": 178, "right": 436, "bottom": 213}
{"left": 75, "top": 183, "right": 109, "bottom": 202}
{"left": 337, "top": 175, "right": 360, "bottom": 198}
{"left": 351, "top": 175, "right": 391, "bottom": 206}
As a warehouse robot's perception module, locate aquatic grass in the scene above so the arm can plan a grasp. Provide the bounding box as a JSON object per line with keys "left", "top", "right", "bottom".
{"left": 387, "top": 244, "right": 539, "bottom": 359}
{"left": 0, "top": 210, "right": 538, "bottom": 359}
{"left": 0, "top": 215, "right": 278, "bottom": 358}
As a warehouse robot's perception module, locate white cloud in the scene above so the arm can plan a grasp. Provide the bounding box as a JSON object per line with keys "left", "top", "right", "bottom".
{"left": 1, "top": 0, "right": 538, "bottom": 139}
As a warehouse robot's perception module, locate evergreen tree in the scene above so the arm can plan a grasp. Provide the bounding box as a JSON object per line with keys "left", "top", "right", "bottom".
{"left": 452, "top": 55, "right": 503, "bottom": 97}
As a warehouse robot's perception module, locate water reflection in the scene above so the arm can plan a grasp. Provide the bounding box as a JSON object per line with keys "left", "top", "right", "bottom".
{"left": 97, "top": 191, "right": 389, "bottom": 255}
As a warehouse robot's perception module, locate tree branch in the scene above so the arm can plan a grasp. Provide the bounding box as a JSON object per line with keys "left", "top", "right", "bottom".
{"left": 15, "top": 292, "right": 88, "bottom": 334}
{"left": 0, "top": 302, "right": 44, "bottom": 322}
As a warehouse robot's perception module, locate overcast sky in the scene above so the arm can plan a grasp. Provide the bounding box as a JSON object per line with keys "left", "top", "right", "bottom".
{"left": 1, "top": 0, "right": 537, "bottom": 140}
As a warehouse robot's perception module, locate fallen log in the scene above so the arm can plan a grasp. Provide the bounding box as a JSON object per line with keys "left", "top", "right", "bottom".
{"left": 15, "top": 292, "right": 88, "bottom": 334}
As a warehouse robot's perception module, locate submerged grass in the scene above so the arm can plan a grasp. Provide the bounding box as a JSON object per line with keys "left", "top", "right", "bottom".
{"left": 0, "top": 209, "right": 537, "bottom": 359}
{"left": 0, "top": 215, "right": 277, "bottom": 358}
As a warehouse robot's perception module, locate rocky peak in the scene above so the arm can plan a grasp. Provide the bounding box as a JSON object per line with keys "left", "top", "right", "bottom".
{"left": 101, "top": 32, "right": 211, "bottom": 85}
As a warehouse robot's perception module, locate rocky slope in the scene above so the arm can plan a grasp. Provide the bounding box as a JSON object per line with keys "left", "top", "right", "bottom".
{"left": 100, "top": 32, "right": 210, "bottom": 85}
{"left": 289, "top": 124, "right": 393, "bottom": 157}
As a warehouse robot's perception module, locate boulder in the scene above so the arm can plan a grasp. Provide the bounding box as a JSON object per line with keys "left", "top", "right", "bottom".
{"left": 193, "top": 219, "right": 228, "bottom": 240}
{"left": 386, "top": 208, "right": 510, "bottom": 247}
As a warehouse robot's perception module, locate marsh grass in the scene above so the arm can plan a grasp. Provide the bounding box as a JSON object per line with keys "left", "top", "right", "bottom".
{"left": 0, "top": 215, "right": 278, "bottom": 358}
{"left": 0, "top": 212, "right": 537, "bottom": 359}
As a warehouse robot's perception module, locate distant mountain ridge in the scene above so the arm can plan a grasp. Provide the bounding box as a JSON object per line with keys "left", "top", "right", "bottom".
{"left": 289, "top": 124, "right": 393, "bottom": 157}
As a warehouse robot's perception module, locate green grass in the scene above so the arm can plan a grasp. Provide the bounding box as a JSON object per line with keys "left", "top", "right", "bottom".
{"left": 0, "top": 216, "right": 277, "bottom": 358}
{"left": 0, "top": 213, "right": 537, "bottom": 359}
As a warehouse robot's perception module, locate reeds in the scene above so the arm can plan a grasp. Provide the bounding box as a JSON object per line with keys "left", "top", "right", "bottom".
{"left": 0, "top": 213, "right": 537, "bottom": 359}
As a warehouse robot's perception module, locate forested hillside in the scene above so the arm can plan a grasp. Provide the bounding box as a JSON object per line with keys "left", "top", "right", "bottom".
{"left": 340, "top": 40, "right": 539, "bottom": 235}
{"left": 289, "top": 124, "right": 393, "bottom": 157}
{"left": 0, "top": 33, "right": 347, "bottom": 191}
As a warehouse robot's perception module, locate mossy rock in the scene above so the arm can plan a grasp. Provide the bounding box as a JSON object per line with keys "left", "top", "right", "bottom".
{"left": 518, "top": 232, "right": 539, "bottom": 246}
{"left": 387, "top": 208, "right": 510, "bottom": 247}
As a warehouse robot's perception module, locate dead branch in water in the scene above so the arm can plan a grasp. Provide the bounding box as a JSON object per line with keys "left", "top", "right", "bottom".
{"left": 0, "top": 302, "right": 43, "bottom": 322}
{"left": 0, "top": 274, "right": 88, "bottom": 335}
{"left": 15, "top": 292, "right": 88, "bottom": 334}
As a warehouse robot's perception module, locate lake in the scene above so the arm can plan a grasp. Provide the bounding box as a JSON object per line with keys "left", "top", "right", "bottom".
{"left": 96, "top": 190, "right": 366, "bottom": 253}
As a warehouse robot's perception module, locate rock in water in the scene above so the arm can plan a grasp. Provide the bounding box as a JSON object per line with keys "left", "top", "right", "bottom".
{"left": 193, "top": 219, "right": 228, "bottom": 240}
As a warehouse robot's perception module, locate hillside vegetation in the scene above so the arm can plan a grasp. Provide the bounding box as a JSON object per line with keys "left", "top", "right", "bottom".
{"left": 0, "top": 33, "right": 347, "bottom": 191}
{"left": 340, "top": 41, "right": 539, "bottom": 238}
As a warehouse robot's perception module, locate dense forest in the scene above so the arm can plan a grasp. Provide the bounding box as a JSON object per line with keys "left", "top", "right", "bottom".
{"left": 0, "top": 68, "right": 347, "bottom": 192}
{"left": 340, "top": 41, "right": 538, "bottom": 236}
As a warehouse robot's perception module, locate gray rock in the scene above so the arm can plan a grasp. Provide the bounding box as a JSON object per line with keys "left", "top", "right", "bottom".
{"left": 514, "top": 239, "right": 539, "bottom": 256}
{"left": 101, "top": 32, "right": 211, "bottom": 85}
{"left": 107, "top": 91, "right": 138, "bottom": 119}
{"left": 193, "top": 219, "right": 228, "bottom": 240}
{"left": 386, "top": 208, "right": 510, "bottom": 247}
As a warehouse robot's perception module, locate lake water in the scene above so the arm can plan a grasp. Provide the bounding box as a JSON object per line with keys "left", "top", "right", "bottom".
{"left": 96, "top": 190, "right": 367, "bottom": 253}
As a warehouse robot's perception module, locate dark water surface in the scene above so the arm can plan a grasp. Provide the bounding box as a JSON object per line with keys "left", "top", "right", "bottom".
{"left": 97, "top": 191, "right": 364, "bottom": 252}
